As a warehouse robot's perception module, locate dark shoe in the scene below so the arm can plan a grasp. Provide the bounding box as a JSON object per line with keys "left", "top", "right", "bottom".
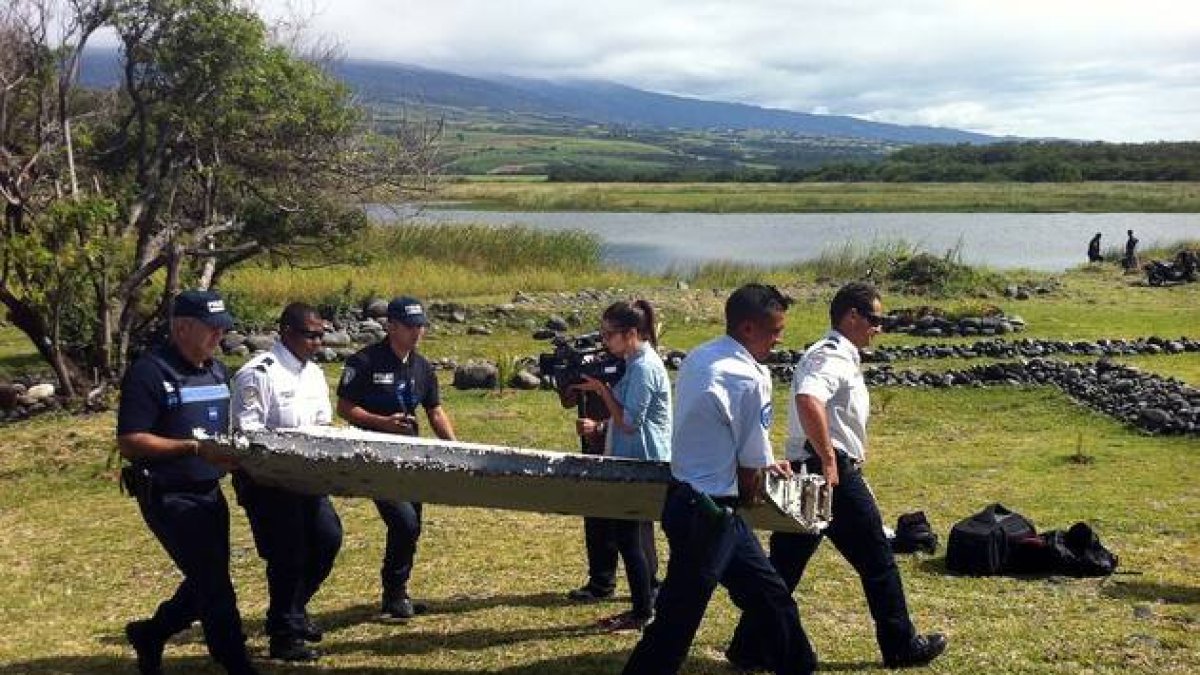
{"left": 299, "top": 617, "right": 323, "bottom": 643}
{"left": 883, "top": 633, "right": 948, "bottom": 668}
{"left": 380, "top": 596, "right": 415, "bottom": 622}
{"left": 598, "top": 611, "right": 651, "bottom": 632}
{"left": 567, "top": 585, "right": 615, "bottom": 602}
{"left": 125, "top": 620, "right": 165, "bottom": 675}
{"left": 269, "top": 636, "right": 320, "bottom": 663}
{"left": 724, "top": 646, "right": 769, "bottom": 673}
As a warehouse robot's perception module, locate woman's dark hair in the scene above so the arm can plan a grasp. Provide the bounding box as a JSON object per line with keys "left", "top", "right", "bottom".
{"left": 725, "top": 283, "right": 792, "bottom": 334}
{"left": 829, "top": 282, "right": 881, "bottom": 327}
{"left": 603, "top": 299, "right": 658, "bottom": 347}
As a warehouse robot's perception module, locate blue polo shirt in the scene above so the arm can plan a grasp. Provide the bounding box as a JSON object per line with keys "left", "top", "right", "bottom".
{"left": 336, "top": 340, "right": 439, "bottom": 434}
{"left": 117, "top": 344, "right": 230, "bottom": 484}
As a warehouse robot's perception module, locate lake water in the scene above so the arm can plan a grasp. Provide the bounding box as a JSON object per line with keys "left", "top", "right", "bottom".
{"left": 370, "top": 207, "right": 1198, "bottom": 273}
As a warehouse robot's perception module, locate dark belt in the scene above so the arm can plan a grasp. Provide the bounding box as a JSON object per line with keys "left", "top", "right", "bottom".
{"left": 667, "top": 478, "right": 740, "bottom": 509}
{"left": 801, "top": 442, "right": 863, "bottom": 470}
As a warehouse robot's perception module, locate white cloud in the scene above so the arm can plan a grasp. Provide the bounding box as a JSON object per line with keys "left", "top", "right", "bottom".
{"left": 252, "top": 0, "right": 1200, "bottom": 141}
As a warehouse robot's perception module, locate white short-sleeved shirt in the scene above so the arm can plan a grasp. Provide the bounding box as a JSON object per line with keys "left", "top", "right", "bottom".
{"left": 671, "top": 335, "right": 776, "bottom": 497}
{"left": 786, "top": 329, "right": 870, "bottom": 462}
{"left": 232, "top": 341, "right": 332, "bottom": 431}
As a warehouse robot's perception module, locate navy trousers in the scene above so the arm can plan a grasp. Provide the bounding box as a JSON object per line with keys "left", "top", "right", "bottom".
{"left": 373, "top": 499, "right": 422, "bottom": 597}
{"left": 622, "top": 483, "right": 814, "bottom": 675}
{"left": 135, "top": 483, "right": 250, "bottom": 668}
{"left": 582, "top": 516, "right": 619, "bottom": 593}
{"left": 728, "top": 453, "right": 916, "bottom": 664}
{"left": 582, "top": 518, "right": 658, "bottom": 596}
{"left": 233, "top": 473, "right": 343, "bottom": 638}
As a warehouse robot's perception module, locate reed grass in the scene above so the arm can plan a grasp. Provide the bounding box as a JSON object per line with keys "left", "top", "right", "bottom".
{"left": 670, "top": 239, "right": 1009, "bottom": 297}
{"left": 223, "top": 223, "right": 635, "bottom": 306}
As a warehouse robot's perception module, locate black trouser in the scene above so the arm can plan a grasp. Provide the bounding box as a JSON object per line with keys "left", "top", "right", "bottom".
{"left": 608, "top": 519, "right": 656, "bottom": 617}
{"left": 582, "top": 517, "right": 659, "bottom": 596}
{"left": 728, "top": 453, "right": 916, "bottom": 664}
{"left": 134, "top": 482, "right": 251, "bottom": 670}
{"left": 233, "top": 472, "right": 343, "bottom": 638}
{"left": 622, "top": 482, "right": 814, "bottom": 675}
{"left": 373, "top": 499, "right": 422, "bottom": 598}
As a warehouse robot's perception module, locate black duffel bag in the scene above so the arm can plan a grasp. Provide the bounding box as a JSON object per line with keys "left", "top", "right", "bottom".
{"left": 945, "top": 503, "right": 1037, "bottom": 575}
{"left": 1010, "top": 522, "right": 1119, "bottom": 577}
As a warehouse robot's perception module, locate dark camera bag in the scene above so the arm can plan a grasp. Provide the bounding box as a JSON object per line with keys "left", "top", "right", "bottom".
{"left": 891, "top": 511, "right": 939, "bottom": 554}
{"left": 945, "top": 503, "right": 1037, "bottom": 575}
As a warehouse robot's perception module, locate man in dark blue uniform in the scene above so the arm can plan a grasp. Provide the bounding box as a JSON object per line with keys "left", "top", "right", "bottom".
{"left": 117, "top": 290, "right": 258, "bottom": 675}
{"left": 336, "top": 296, "right": 458, "bottom": 621}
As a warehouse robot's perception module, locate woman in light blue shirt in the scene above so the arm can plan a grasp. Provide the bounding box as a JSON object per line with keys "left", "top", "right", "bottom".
{"left": 574, "top": 299, "right": 672, "bottom": 631}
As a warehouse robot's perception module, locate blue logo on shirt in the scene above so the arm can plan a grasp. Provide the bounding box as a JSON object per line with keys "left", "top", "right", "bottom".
{"left": 760, "top": 402, "right": 773, "bottom": 429}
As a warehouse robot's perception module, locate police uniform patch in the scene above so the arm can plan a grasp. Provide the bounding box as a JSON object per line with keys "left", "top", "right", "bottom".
{"left": 760, "top": 401, "right": 773, "bottom": 429}
{"left": 340, "top": 366, "right": 357, "bottom": 386}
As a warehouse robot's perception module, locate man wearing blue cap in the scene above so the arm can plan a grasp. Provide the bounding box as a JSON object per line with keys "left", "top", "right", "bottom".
{"left": 336, "top": 296, "right": 458, "bottom": 621}
{"left": 117, "top": 290, "right": 258, "bottom": 675}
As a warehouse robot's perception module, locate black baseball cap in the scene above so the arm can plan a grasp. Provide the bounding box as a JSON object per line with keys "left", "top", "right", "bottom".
{"left": 387, "top": 296, "right": 428, "bottom": 327}
{"left": 173, "top": 290, "right": 234, "bottom": 329}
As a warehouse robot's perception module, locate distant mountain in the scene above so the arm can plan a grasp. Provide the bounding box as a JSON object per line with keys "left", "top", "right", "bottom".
{"left": 79, "top": 50, "right": 995, "bottom": 145}
{"left": 334, "top": 61, "right": 997, "bottom": 145}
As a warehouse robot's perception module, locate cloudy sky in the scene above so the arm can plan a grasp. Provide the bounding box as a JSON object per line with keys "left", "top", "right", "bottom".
{"left": 257, "top": 0, "right": 1200, "bottom": 141}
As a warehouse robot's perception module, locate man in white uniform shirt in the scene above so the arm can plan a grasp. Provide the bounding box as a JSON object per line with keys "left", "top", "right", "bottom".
{"left": 231, "top": 302, "right": 342, "bottom": 663}
{"left": 727, "top": 282, "right": 946, "bottom": 670}
{"left": 622, "top": 284, "right": 814, "bottom": 675}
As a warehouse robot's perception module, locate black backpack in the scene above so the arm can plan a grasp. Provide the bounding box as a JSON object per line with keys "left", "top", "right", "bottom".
{"left": 945, "top": 503, "right": 1037, "bottom": 575}
{"left": 891, "top": 511, "right": 939, "bottom": 555}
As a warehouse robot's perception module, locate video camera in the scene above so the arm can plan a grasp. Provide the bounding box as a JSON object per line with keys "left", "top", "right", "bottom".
{"left": 538, "top": 331, "right": 626, "bottom": 397}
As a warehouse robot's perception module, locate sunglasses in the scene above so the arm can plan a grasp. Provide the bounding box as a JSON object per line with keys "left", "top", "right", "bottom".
{"left": 858, "top": 309, "right": 886, "bottom": 327}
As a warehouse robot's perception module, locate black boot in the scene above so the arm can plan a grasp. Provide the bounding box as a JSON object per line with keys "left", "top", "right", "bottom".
{"left": 299, "top": 616, "right": 324, "bottom": 643}
{"left": 125, "top": 620, "right": 165, "bottom": 675}
{"left": 883, "top": 633, "right": 948, "bottom": 668}
{"left": 269, "top": 635, "right": 320, "bottom": 662}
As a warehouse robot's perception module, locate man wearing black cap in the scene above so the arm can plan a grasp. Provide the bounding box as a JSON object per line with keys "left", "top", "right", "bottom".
{"left": 117, "top": 290, "right": 259, "bottom": 675}
{"left": 336, "top": 296, "right": 458, "bottom": 621}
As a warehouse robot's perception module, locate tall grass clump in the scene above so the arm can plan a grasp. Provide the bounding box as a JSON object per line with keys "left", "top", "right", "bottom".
{"left": 680, "top": 239, "right": 1012, "bottom": 297}
{"left": 1139, "top": 238, "right": 1200, "bottom": 262}
{"left": 222, "top": 223, "right": 633, "bottom": 305}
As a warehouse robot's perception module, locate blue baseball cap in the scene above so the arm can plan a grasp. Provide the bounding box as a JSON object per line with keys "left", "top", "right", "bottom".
{"left": 387, "top": 296, "right": 428, "bottom": 327}
{"left": 173, "top": 290, "right": 235, "bottom": 329}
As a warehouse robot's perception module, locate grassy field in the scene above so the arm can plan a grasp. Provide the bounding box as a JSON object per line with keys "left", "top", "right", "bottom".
{"left": 435, "top": 180, "right": 1200, "bottom": 213}
{"left": 1, "top": 227, "right": 1198, "bottom": 673}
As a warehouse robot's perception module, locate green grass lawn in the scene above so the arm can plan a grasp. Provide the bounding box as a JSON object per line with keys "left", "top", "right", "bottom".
{"left": 0, "top": 241, "right": 1198, "bottom": 673}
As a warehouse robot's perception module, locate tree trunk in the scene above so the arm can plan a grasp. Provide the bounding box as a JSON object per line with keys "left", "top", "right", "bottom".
{"left": 0, "top": 289, "right": 88, "bottom": 396}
